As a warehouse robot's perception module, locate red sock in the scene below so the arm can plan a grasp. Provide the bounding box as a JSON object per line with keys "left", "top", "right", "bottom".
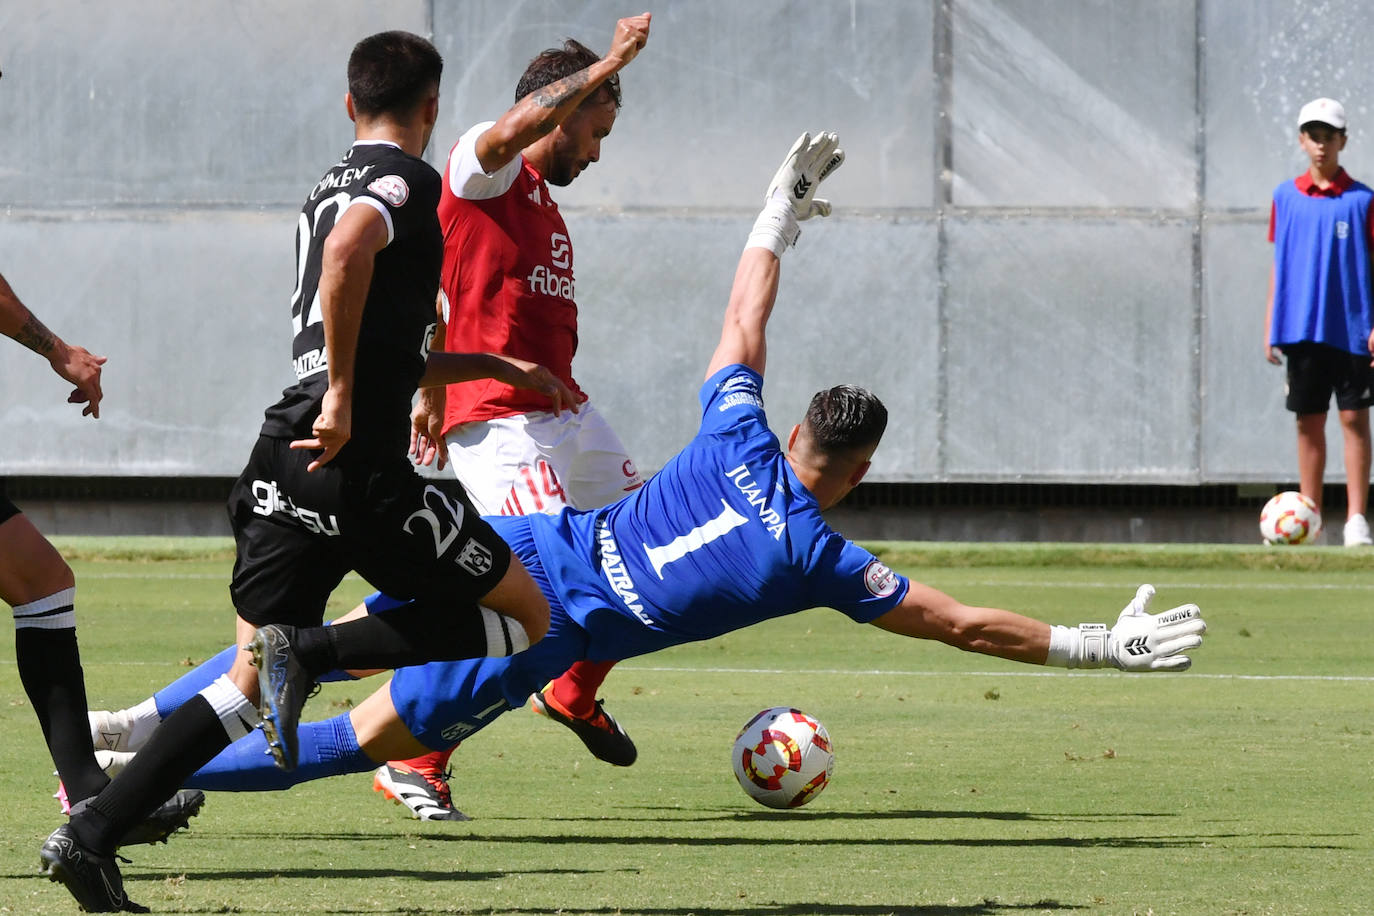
{"left": 550, "top": 660, "right": 617, "bottom": 718}
{"left": 395, "top": 745, "right": 456, "bottom": 772}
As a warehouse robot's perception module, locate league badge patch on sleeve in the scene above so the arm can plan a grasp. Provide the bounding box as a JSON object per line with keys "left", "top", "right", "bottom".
{"left": 863, "top": 559, "right": 899, "bottom": 598}
{"left": 368, "top": 174, "right": 410, "bottom": 207}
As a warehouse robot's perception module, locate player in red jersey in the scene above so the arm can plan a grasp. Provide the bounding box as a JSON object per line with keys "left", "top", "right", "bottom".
{"left": 374, "top": 15, "right": 652, "bottom": 820}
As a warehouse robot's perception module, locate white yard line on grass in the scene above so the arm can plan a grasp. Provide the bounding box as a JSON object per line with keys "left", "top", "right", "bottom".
{"left": 914, "top": 579, "right": 1374, "bottom": 591}
{"left": 622, "top": 665, "right": 1374, "bottom": 682}
{"left": 2, "top": 661, "right": 1369, "bottom": 681}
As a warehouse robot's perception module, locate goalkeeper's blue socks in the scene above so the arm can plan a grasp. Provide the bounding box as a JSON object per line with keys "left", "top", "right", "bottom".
{"left": 154, "top": 645, "right": 237, "bottom": 718}
{"left": 186, "top": 713, "right": 370, "bottom": 791}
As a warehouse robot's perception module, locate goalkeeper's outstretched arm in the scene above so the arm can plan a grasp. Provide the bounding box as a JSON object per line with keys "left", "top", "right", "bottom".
{"left": 870, "top": 583, "right": 1207, "bottom": 672}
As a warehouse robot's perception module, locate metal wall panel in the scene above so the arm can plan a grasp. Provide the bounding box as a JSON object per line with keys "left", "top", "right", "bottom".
{"left": 433, "top": 0, "right": 938, "bottom": 209}
{"left": 0, "top": 213, "right": 293, "bottom": 475}
{"left": 951, "top": 0, "right": 1197, "bottom": 208}
{"left": 571, "top": 213, "right": 941, "bottom": 476}
{"left": 0, "top": 1, "right": 428, "bottom": 206}
{"left": 944, "top": 216, "right": 1198, "bottom": 480}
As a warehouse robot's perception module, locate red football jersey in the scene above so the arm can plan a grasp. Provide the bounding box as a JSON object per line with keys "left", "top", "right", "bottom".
{"left": 438, "top": 122, "right": 588, "bottom": 432}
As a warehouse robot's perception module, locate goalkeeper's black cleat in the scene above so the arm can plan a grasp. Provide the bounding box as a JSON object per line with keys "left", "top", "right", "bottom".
{"left": 39, "top": 824, "right": 147, "bottom": 913}
{"left": 249, "top": 624, "right": 312, "bottom": 771}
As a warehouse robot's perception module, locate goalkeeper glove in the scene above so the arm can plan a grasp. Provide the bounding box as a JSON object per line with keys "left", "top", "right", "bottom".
{"left": 766, "top": 130, "right": 845, "bottom": 219}
{"left": 747, "top": 131, "right": 845, "bottom": 256}
{"left": 1047, "top": 585, "right": 1206, "bottom": 672}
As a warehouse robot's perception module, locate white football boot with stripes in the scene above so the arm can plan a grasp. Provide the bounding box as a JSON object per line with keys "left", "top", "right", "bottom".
{"left": 373, "top": 757, "right": 469, "bottom": 821}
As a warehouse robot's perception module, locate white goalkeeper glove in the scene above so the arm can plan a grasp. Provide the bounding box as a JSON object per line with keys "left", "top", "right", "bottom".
{"left": 766, "top": 130, "right": 845, "bottom": 219}
{"left": 1047, "top": 585, "right": 1207, "bottom": 672}
{"left": 747, "top": 131, "right": 845, "bottom": 256}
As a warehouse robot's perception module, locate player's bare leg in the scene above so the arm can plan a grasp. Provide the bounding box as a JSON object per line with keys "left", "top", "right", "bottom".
{"left": 1296, "top": 412, "right": 1327, "bottom": 514}
{"left": 1338, "top": 407, "right": 1372, "bottom": 545}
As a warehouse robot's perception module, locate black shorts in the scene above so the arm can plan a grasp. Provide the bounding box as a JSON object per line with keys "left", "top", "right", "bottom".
{"left": 226, "top": 436, "right": 512, "bottom": 628}
{"left": 0, "top": 479, "right": 20, "bottom": 526}
{"left": 1284, "top": 342, "right": 1374, "bottom": 414}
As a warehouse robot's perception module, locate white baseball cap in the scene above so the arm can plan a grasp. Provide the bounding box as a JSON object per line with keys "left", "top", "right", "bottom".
{"left": 1298, "top": 97, "right": 1346, "bottom": 130}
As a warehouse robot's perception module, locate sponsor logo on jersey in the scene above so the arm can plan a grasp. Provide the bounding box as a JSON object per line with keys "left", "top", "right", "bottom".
{"left": 250, "top": 479, "right": 341, "bottom": 536}
{"left": 723, "top": 463, "right": 786, "bottom": 540}
{"left": 293, "top": 346, "right": 328, "bottom": 380}
{"left": 310, "top": 164, "right": 374, "bottom": 200}
{"left": 368, "top": 174, "right": 410, "bottom": 207}
{"left": 526, "top": 264, "right": 575, "bottom": 300}
{"left": 863, "top": 559, "right": 899, "bottom": 598}
{"left": 550, "top": 232, "right": 571, "bottom": 269}
{"left": 456, "top": 538, "right": 494, "bottom": 576}
{"left": 597, "top": 519, "right": 655, "bottom": 626}
{"left": 717, "top": 374, "right": 763, "bottom": 411}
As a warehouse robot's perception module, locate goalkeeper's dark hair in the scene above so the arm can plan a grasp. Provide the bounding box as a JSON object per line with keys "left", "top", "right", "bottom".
{"left": 516, "top": 38, "right": 621, "bottom": 109}
{"left": 803, "top": 386, "right": 888, "bottom": 456}
{"left": 348, "top": 31, "right": 443, "bottom": 118}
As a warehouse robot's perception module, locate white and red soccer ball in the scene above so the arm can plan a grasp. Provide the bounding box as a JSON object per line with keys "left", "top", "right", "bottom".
{"left": 1259, "top": 491, "right": 1322, "bottom": 545}
{"left": 731, "top": 707, "right": 833, "bottom": 809}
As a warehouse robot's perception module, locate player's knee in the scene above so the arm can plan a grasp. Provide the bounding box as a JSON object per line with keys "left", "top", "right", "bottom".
{"left": 481, "top": 557, "right": 551, "bottom": 645}
{"left": 521, "top": 594, "right": 550, "bottom": 645}
{"left": 226, "top": 652, "right": 262, "bottom": 704}
{"left": 0, "top": 540, "right": 74, "bottom": 608}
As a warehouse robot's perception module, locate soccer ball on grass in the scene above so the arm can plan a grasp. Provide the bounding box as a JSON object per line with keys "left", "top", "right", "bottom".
{"left": 731, "top": 707, "right": 833, "bottom": 809}
{"left": 1259, "top": 490, "right": 1321, "bottom": 545}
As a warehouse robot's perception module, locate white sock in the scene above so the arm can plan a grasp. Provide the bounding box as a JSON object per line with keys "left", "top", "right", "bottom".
{"left": 199, "top": 674, "right": 261, "bottom": 741}
{"left": 479, "top": 606, "right": 531, "bottom": 657}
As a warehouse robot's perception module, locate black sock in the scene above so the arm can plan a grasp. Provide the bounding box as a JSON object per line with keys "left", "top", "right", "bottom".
{"left": 16, "top": 627, "right": 108, "bottom": 804}
{"left": 293, "top": 598, "right": 491, "bottom": 673}
{"left": 71, "top": 695, "right": 230, "bottom": 851}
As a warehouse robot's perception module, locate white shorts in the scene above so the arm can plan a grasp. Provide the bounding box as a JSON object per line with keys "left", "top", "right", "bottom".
{"left": 445, "top": 402, "right": 643, "bottom": 516}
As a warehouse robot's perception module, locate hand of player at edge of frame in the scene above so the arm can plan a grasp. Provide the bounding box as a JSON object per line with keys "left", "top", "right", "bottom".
{"left": 410, "top": 386, "right": 449, "bottom": 470}
{"left": 605, "top": 13, "right": 651, "bottom": 70}
{"left": 1367, "top": 328, "right": 1374, "bottom": 368}
{"left": 53, "top": 342, "right": 107, "bottom": 418}
{"left": 493, "top": 355, "right": 580, "bottom": 416}
{"left": 291, "top": 387, "right": 352, "bottom": 471}
{"left": 1266, "top": 344, "right": 1283, "bottom": 366}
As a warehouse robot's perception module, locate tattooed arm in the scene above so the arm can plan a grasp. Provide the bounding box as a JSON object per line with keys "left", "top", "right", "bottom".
{"left": 0, "top": 272, "right": 107, "bottom": 418}
{"left": 474, "top": 13, "right": 651, "bottom": 173}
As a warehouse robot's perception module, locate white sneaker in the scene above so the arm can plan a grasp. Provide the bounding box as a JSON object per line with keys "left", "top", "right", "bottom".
{"left": 1344, "top": 514, "right": 1373, "bottom": 547}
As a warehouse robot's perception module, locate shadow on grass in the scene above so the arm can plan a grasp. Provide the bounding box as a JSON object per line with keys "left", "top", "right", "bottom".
{"left": 437, "top": 832, "right": 1354, "bottom": 851}
{"left": 165, "top": 903, "right": 1086, "bottom": 916}
{"left": 522, "top": 807, "right": 1182, "bottom": 823}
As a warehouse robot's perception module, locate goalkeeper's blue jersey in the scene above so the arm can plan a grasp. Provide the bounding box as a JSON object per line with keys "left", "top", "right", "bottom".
{"left": 523, "top": 364, "right": 909, "bottom": 662}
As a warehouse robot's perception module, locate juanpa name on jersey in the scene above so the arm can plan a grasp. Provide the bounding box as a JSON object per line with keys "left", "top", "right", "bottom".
{"left": 724, "top": 463, "right": 786, "bottom": 540}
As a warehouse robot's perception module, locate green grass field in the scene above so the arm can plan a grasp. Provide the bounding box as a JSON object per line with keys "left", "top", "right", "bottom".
{"left": 2, "top": 539, "right": 1371, "bottom": 915}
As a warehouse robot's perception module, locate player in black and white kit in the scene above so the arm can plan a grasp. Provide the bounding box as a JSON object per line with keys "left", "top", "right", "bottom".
{"left": 41, "top": 32, "right": 574, "bottom": 912}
